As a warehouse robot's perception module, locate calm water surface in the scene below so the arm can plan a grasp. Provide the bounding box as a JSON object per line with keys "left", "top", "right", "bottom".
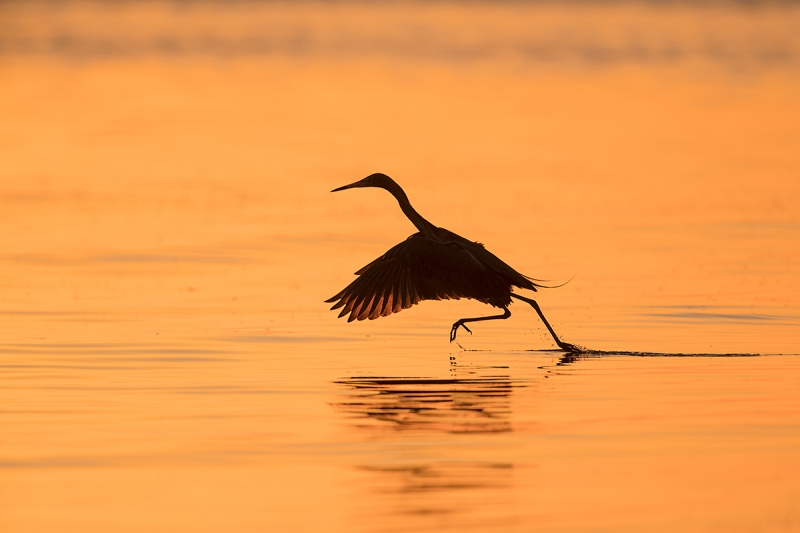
{"left": 1, "top": 1, "right": 799, "bottom": 531}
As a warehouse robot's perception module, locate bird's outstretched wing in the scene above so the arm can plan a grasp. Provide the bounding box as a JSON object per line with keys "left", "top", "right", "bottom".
{"left": 325, "top": 233, "right": 511, "bottom": 322}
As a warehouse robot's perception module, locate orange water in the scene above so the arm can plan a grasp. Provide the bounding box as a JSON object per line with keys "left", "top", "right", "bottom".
{"left": 1, "top": 2, "right": 799, "bottom": 532}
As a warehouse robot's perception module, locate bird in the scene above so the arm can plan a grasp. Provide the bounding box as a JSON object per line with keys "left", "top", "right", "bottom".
{"left": 325, "top": 173, "right": 578, "bottom": 352}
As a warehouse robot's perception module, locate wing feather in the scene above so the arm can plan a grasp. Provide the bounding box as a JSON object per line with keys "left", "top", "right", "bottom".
{"left": 397, "top": 267, "right": 408, "bottom": 310}
{"left": 392, "top": 269, "right": 404, "bottom": 313}
{"left": 365, "top": 277, "right": 390, "bottom": 320}
{"left": 350, "top": 284, "right": 375, "bottom": 321}
{"left": 337, "top": 303, "right": 352, "bottom": 319}
{"left": 329, "top": 298, "right": 346, "bottom": 311}
{"left": 355, "top": 294, "right": 376, "bottom": 321}
{"left": 326, "top": 232, "right": 518, "bottom": 321}
{"left": 347, "top": 262, "right": 384, "bottom": 321}
{"left": 404, "top": 268, "right": 415, "bottom": 308}
{"left": 338, "top": 287, "right": 360, "bottom": 318}
{"left": 376, "top": 260, "right": 399, "bottom": 318}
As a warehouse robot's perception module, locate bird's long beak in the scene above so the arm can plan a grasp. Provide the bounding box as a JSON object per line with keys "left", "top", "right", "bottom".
{"left": 331, "top": 178, "right": 367, "bottom": 192}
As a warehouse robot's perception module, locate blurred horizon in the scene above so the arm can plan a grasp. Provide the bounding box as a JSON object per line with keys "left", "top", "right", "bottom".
{"left": 1, "top": 0, "right": 799, "bottom": 72}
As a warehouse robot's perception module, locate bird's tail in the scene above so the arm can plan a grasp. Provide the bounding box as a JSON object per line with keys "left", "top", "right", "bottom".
{"left": 524, "top": 271, "right": 576, "bottom": 290}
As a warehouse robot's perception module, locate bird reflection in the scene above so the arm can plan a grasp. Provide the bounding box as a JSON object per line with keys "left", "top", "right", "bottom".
{"left": 556, "top": 352, "right": 582, "bottom": 366}
{"left": 333, "top": 366, "right": 524, "bottom": 434}
{"left": 334, "top": 366, "right": 523, "bottom": 518}
{"left": 359, "top": 462, "right": 512, "bottom": 495}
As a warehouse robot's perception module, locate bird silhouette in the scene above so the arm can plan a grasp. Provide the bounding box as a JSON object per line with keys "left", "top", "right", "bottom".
{"left": 326, "top": 173, "right": 578, "bottom": 352}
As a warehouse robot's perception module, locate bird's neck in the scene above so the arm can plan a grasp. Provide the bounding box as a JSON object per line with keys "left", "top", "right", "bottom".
{"left": 385, "top": 182, "right": 438, "bottom": 238}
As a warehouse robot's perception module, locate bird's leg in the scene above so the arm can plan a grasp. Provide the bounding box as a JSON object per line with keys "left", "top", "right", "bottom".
{"left": 450, "top": 307, "right": 511, "bottom": 342}
{"left": 509, "top": 294, "right": 579, "bottom": 352}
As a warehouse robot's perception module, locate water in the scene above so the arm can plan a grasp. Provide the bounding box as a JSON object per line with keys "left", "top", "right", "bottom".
{"left": 1, "top": 1, "right": 799, "bottom": 531}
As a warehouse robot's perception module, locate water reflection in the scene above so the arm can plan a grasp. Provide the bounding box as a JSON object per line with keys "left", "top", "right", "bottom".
{"left": 334, "top": 364, "right": 524, "bottom": 521}
{"left": 358, "top": 462, "right": 512, "bottom": 495}
{"left": 352, "top": 460, "right": 517, "bottom": 522}
{"left": 334, "top": 366, "right": 524, "bottom": 434}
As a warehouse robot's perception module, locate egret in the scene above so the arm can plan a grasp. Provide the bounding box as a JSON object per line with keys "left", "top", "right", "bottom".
{"left": 326, "top": 173, "right": 578, "bottom": 352}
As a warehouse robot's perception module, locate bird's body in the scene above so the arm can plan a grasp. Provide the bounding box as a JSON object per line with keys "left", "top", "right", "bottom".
{"left": 326, "top": 173, "right": 577, "bottom": 351}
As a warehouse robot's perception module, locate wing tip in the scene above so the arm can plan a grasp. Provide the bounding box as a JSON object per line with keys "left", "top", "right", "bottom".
{"left": 325, "top": 291, "right": 344, "bottom": 303}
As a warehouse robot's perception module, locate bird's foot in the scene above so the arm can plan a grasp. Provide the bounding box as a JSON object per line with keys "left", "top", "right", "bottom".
{"left": 449, "top": 321, "right": 472, "bottom": 342}
{"left": 557, "top": 341, "right": 581, "bottom": 353}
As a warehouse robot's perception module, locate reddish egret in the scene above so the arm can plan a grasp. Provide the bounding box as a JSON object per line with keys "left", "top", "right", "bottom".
{"left": 326, "top": 173, "right": 578, "bottom": 352}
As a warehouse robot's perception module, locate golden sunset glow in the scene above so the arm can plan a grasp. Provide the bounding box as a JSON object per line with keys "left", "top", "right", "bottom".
{"left": 1, "top": 2, "right": 799, "bottom": 531}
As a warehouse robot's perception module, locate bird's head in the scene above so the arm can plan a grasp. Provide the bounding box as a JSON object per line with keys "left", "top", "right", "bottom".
{"left": 331, "top": 173, "right": 397, "bottom": 193}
